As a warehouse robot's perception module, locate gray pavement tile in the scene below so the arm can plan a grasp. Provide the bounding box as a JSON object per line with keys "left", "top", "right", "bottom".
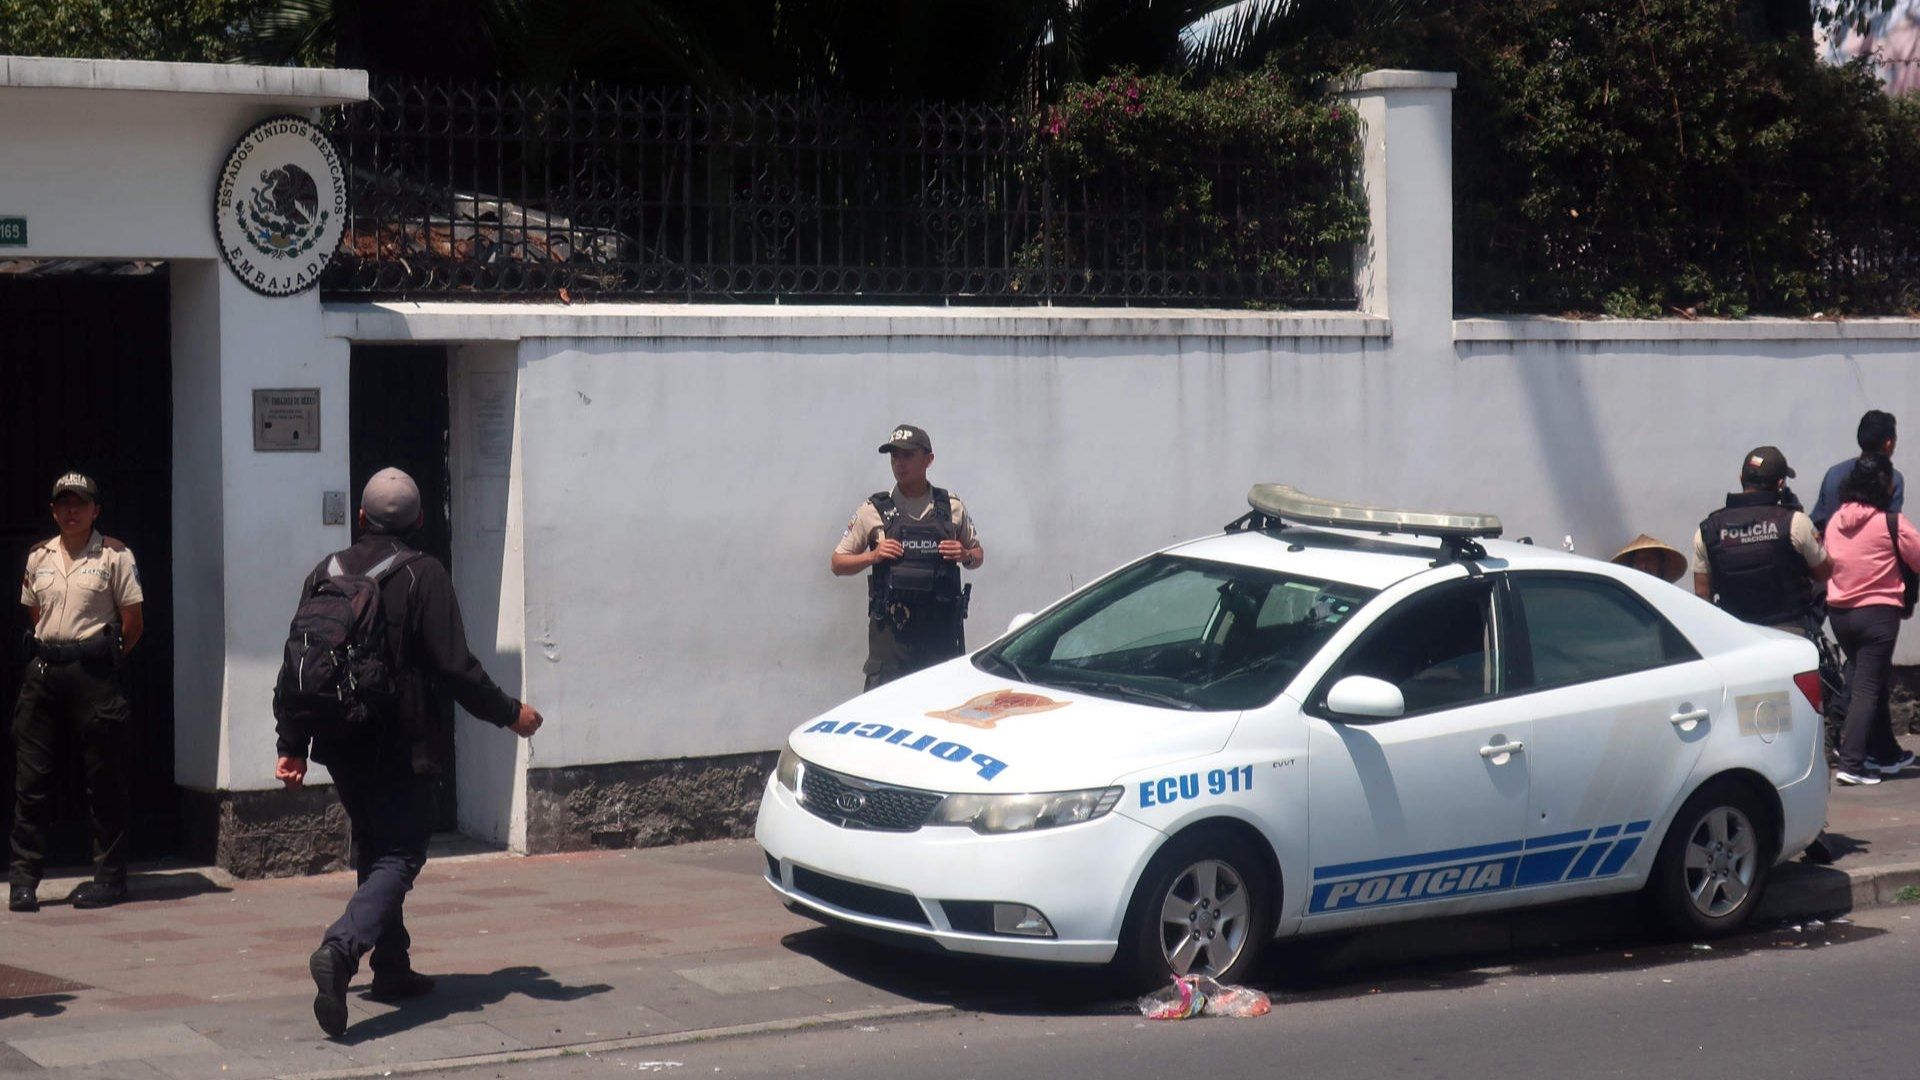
{"left": 214, "top": 1042, "right": 360, "bottom": 1075}
{"left": 146, "top": 1052, "right": 279, "bottom": 1080}
{"left": 324, "top": 1021, "right": 528, "bottom": 1062}
{"left": 0, "top": 1041, "right": 38, "bottom": 1074}
{"left": 792, "top": 977, "right": 923, "bottom": 1012}
{"left": 483, "top": 1003, "right": 686, "bottom": 1048}
{"left": 100, "top": 993, "right": 206, "bottom": 1013}
{"left": 672, "top": 956, "right": 846, "bottom": 995}
{"left": 36, "top": 1062, "right": 169, "bottom": 1079}
{"left": 8, "top": 1022, "right": 221, "bottom": 1068}
{"left": 646, "top": 985, "right": 845, "bottom": 1031}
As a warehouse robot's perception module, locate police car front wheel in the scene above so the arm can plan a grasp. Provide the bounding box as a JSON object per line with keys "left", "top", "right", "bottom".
{"left": 1117, "top": 829, "right": 1272, "bottom": 991}
{"left": 1646, "top": 779, "right": 1773, "bottom": 938}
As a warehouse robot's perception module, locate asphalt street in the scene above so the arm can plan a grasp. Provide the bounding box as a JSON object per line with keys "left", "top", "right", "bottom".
{"left": 422, "top": 904, "right": 1920, "bottom": 1080}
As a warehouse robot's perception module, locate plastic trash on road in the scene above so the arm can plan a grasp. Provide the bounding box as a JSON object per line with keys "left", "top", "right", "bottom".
{"left": 1137, "top": 975, "right": 1271, "bottom": 1020}
{"left": 1199, "top": 977, "right": 1272, "bottom": 1017}
{"left": 1138, "top": 975, "right": 1207, "bottom": 1020}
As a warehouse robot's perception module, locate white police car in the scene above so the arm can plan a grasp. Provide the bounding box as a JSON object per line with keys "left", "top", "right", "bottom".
{"left": 755, "top": 486, "right": 1828, "bottom": 987}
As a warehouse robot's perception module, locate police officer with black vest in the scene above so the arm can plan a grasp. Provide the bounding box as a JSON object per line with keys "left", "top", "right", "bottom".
{"left": 1693, "top": 445, "right": 1832, "bottom": 629}
{"left": 832, "top": 425, "right": 985, "bottom": 689}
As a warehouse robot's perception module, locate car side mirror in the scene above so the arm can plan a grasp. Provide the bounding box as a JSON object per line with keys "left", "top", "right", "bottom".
{"left": 1007, "top": 612, "right": 1036, "bottom": 634}
{"left": 1326, "top": 675, "right": 1405, "bottom": 719}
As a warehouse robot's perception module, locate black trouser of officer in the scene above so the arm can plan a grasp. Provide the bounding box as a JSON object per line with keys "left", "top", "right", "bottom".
{"left": 864, "top": 599, "right": 965, "bottom": 691}
{"left": 9, "top": 649, "right": 131, "bottom": 889}
{"left": 321, "top": 767, "right": 435, "bottom": 977}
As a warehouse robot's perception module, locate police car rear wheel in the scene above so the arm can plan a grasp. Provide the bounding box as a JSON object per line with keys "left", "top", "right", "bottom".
{"left": 1118, "top": 830, "right": 1270, "bottom": 991}
{"left": 1647, "top": 780, "right": 1772, "bottom": 938}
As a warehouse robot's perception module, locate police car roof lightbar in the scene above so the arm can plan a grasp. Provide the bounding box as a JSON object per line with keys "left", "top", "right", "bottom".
{"left": 1229, "top": 485, "right": 1503, "bottom": 564}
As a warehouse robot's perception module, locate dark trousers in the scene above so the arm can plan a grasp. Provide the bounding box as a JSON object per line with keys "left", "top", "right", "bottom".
{"left": 1832, "top": 604, "right": 1904, "bottom": 774}
{"left": 322, "top": 768, "right": 435, "bottom": 976}
{"left": 864, "top": 605, "right": 965, "bottom": 691}
{"left": 9, "top": 656, "right": 130, "bottom": 888}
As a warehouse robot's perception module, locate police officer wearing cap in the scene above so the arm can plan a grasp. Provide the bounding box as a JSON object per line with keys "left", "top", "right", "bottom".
{"left": 832, "top": 425, "right": 985, "bottom": 689}
{"left": 9, "top": 473, "right": 144, "bottom": 913}
{"left": 1694, "top": 446, "right": 1832, "bottom": 629}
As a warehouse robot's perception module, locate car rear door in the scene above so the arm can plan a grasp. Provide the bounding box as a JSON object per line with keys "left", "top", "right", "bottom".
{"left": 1501, "top": 571, "right": 1721, "bottom": 893}
{"left": 1302, "top": 576, "right": 1533, "bottom": 926}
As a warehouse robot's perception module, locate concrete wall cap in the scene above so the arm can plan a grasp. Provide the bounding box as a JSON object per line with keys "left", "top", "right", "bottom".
{"left": 1339, "top": 69, "right": 1459, "bottom": 93}
{"left": 323, "top": 302, "right": 1393, "bottom": 342}
{"left": 1454, "top": 315, "right": 1920, "bottom": 343}
{"left": 0, "top": 55, "right": 368, "bottom": 105}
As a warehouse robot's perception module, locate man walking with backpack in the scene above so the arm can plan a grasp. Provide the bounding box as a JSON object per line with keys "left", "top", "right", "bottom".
{"left": 273, "top": 467, "right": 544, "bottom": 1037}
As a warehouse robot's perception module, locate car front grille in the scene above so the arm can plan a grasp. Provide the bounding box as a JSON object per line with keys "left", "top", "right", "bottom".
{"left": 799, "top": 764, "right": 942, "bottom": 832}
{"left": 791, "top": 865, "right": 930, "bottom": 926}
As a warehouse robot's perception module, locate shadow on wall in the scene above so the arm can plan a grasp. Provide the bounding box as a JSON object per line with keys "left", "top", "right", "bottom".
{"left": 1467, "top": 338, "right": 1915, "bottom": 557}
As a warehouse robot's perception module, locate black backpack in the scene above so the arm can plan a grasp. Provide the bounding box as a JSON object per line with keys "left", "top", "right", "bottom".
{"left": 273, "top": 549, "right": 419, "bottom": 738}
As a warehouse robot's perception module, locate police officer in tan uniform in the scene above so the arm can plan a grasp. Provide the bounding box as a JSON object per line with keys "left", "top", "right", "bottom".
{"left": 832, "top": 425, "right": 984, "bottom": 689}
{"left": 9, "top": 473, "right": 144, "bottom": 913}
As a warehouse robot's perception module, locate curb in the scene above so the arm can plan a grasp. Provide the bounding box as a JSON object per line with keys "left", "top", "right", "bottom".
{"left": 278, "top": 1002, "right": 954, "bottom": 1080}
{"left": 1758, "top": 858, "right": 1920, "bottom": 920}
{"left": 273, "top": 860, "right": 1920, "bottom": 1080}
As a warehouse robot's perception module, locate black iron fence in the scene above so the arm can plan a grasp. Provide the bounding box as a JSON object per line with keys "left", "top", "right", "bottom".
{"left": 320, "top": 79, "right": 1359, "bottom": 306}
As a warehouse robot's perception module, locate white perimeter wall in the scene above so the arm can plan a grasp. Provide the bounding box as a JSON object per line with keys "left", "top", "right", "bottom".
{"left": 8, "top": 62, "right": 1916, "bottom": 842}
{"left": 330, "top": 71, "right": 1920, "bottom": 789}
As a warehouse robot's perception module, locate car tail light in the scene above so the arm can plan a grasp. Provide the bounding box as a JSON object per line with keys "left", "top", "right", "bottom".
{"left": 1793, "top": 671, "right": 1822, "bottom": 714}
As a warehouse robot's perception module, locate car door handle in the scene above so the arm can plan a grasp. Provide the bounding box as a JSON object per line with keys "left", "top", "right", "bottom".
{"left": 1479, "top": 741, "right": 1525, "bottom": 760}
{"left": 1670, "top": 707, "right": 1711, "bottom": 732}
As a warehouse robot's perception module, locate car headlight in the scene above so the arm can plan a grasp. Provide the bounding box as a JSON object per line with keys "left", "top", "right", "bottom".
{"left": 927, "top": 787, "right": 1123, "bottom": 834}
{"left": 774, "top": 745, "right": 804, "bottom": 791}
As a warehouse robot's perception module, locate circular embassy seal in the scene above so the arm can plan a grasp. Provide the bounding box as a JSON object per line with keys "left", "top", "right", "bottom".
{"left": 214, "top": 115, "right": 347, "bottom": 296}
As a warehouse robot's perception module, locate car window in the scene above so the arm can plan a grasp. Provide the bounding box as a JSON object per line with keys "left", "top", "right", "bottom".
{"left": 1326, "top": 579, "right": 1499, "bottom": 715}
{"left": 1512, "top": 574, "right": 1697, "bottom": 689}
{"left": 982, "top": 555, "right": 1374, "bottom": 711}
{"left": 1053, "top": 568, "right": 1222, "bottom": 661}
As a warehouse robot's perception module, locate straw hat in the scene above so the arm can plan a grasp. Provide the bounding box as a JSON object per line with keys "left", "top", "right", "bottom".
{"left": 1610, "top": 534, "right": 1687, "bottom": 583}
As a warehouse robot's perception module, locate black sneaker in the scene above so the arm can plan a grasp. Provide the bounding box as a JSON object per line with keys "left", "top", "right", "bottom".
{"left": 310, "top": 945, "right": 352, "bottom": 1037}
{"left": 69, "top": 881, "right": 128, "bottom": 908}
{"left": 8, "top": 885, "right": 38, "bottom": 913}
{"left": 1870, "top": 751, "right": 1918, "bottom": 775}
{"left": 366, "top": 970, "right": 436, "bottom": 1002}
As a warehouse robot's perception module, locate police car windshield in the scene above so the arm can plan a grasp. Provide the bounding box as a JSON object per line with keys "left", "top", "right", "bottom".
{"left": 979, "top": 555, "right": 1375, "bottom": 711}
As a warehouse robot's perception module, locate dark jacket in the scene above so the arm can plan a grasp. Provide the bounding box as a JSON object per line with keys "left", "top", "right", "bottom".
{"left": 274, "top": 534, "right": 519, "bottom": 771}
{"left": 1812, "top": 457, "right": 1905, "bottom": 534}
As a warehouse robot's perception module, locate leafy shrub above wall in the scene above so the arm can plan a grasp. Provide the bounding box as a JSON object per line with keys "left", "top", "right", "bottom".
{"left": 1442, "top": 0, "right": 1920, "bottom": 316}
{"left": 1028, "top": 70, "right": 1369, "bottom": 306}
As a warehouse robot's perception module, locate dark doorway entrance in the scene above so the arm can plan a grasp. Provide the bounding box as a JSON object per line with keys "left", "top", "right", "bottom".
{"left": 349, "top": 345, "right": 457, "bottom": 830}
{"left": 0, "top": 269, "right": 176, "bottom": 868}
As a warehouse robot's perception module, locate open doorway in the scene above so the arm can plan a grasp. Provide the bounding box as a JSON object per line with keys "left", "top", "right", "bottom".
{"left": 349, "top": 344, "right": 456, "bottom": 830}
{"left": 0, "top": 266, "right": 177, "bottom": 865}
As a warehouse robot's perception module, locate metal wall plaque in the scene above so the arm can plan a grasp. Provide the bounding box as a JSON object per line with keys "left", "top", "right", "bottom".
{"left": 253, "top": 388, "right": 321, "bottom": 451}
{"left": 0, "top": 217, "right": 24, "bottom": 247}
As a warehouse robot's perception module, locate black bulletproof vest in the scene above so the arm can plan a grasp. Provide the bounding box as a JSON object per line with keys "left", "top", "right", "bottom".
{"left": 870, "top": 489, "right": 961, "bottom": 602}
{"left": 1700, "top": 491, "right": 1814, "bottom": 626}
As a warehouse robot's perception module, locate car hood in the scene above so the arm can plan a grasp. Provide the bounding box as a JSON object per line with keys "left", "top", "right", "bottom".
{"left": 786, "top": 657, "right": 1241, "bottom": 793}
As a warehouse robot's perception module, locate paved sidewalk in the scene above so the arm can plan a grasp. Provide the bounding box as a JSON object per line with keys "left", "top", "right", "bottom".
{"left": 5, "top": 753, "right": 1920, "bottom": 1079}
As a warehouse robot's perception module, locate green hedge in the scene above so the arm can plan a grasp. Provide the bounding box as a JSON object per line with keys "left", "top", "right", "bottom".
{"left": 1028, "top": 71, "right": 1369, "bottom": 304}
{"left": 1444, "top": 0, "right": 1920, "bottom": 316}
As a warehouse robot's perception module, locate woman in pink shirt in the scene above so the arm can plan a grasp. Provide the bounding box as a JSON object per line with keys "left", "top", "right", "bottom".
{"left": 1824, "top": 454, "right": 1920, "bottom": 785}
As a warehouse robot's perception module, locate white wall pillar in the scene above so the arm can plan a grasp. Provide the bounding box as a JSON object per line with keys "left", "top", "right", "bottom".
{"left": 1342, "top": 70, "right": 1457, "bottom": 341}
{"left": 215, "top": 278, "right": 355, "bottom": 790}
{"left": 448, "top": 342, "right": 531, "bottom": 848}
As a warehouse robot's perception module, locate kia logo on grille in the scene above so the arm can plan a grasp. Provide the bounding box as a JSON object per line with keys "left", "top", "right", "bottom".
{"left": 833, "top": 791, "right": 868, "bottom": 814}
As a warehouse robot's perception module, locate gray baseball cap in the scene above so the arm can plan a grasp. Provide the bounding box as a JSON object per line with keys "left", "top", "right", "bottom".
{"left": 361, "top": 467, "right": 422, "bottom": 531}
